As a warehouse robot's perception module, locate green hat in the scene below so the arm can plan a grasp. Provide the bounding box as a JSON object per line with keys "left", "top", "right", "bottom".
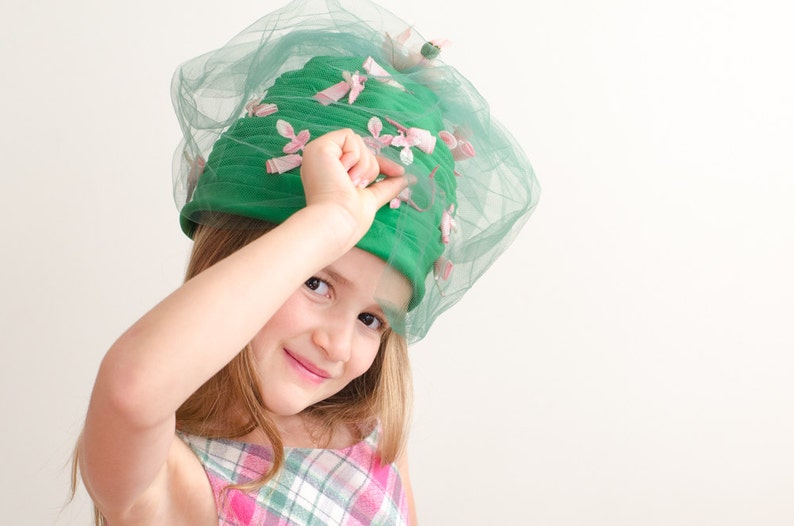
{"left": 172, "top": 0, "right": 540, "bottom": 342}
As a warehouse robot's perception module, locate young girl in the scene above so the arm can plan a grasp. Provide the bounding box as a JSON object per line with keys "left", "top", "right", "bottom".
{"left": 75, "top": 0, "right": 539, "bottom": 523}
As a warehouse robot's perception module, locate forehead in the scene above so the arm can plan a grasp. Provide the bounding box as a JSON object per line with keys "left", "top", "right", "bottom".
{"left": 332, "top": 248, "right": 412, "bottom": 309}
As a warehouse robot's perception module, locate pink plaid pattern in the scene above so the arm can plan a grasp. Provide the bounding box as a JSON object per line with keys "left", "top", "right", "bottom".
{"left": 179, "top": 429, "right": 408, "bottom": 525}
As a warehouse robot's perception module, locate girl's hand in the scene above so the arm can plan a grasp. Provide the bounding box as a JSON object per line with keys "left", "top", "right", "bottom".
{"left": 300, "top": 129, "right": 408, "bottom": 246}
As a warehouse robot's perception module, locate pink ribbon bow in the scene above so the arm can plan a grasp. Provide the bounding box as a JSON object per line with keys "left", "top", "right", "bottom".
{"left": 313, "top": 56, "right": 406, "bottom": 107}
{"left": 363, "top": 117, "right": 394, "bottom": 154}
{"left": 314, "top": 70, "right": 367, "bottom": 106}
{"left": 266, "top": 119, "right": 310, "bottom": 174}
{"left": 386, "top": 117, "right": 436, "bottom": 165}
{"left": 245, "top": 100, "right": 279, "bottom": 117}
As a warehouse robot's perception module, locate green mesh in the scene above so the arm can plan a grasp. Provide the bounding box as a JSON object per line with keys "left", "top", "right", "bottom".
{"left": 172, "top": 0, "right": 540, "bottom": 342}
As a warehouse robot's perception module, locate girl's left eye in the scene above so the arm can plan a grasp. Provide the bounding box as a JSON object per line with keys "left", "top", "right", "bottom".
{"left": 305, "top": 277, "right": 330, "bottom": 296}
{"left": 358, "top": 312, "right": 384, "bottom": 331}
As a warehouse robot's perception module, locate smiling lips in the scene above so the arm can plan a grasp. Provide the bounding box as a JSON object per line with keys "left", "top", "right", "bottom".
{"left": 285, "top": 349, "right": 331, "bottom": 383}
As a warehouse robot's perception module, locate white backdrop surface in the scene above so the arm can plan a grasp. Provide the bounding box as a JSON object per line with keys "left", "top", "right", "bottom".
{"left": 2, "top": 0, "right": 793, "bottom": 524}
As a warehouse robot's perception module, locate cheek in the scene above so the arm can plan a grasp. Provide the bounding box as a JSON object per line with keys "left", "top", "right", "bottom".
{"left": 348, "top": 340, "right": 381, "bottom": 378}
{"left": 251, "top": 293, "right": 306, "bottom": 355}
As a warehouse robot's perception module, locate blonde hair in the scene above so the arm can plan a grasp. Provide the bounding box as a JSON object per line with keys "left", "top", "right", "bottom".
{"left": 71, "top": 214, "right": 413, "bottom": 523}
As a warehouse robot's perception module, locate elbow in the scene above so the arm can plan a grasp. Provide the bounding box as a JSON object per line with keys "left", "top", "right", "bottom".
{"left": 91, "top": 333, "right": 172, "bottom": 429}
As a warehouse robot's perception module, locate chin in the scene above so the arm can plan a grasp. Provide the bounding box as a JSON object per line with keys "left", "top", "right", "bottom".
{"left": 260, "top": 389, "right": 320, "bottom": 417}
{"left": 263, "top": 400, "right": 310, "bottom": 417}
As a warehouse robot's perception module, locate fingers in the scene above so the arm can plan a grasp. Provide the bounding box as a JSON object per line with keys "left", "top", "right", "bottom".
{"left": 338, "top": 132, "right": 404, "bottom": 189}
{"left": 347, "top": 153, "right": 377, "bottom": 188}
{"left": 367, "top": 174, "right": 411, "bottom": 209}
{"left": 341, "top": 137, "right": 410, "bottom": 207}
{"left": 359, "top": 155, "right": 411, "bottom": 209}
{"left": 332, "top": 130, "right": 375, "bottom": 188}
{"left": 376, "top": 156, "right": 405, "bottom": 178}
{"left": 342, "top": 139, "right": 411, "bottom": 208}
{"left": 302, "top": 128, "right": 413, "bottom": 208}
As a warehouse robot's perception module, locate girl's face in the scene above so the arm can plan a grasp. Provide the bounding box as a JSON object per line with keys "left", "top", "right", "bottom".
{"left": 250, "top": 247, "right": 411, "bottom": 417}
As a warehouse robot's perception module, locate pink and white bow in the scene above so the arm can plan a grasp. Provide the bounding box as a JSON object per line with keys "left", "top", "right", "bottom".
{"left": 265, "top": 119, "right": 311, "bottom": 174}
{"left": 314, "top": 70, "right": 367, "bottom": 106}
{"left": 363, "top": 117, "right": 394, "bottom": 154}
{"left": 313, "top": 56, "right": 406, "bottom": 106}
{"left": 245, "top": 99, "right": 279, "bottom": 117}
{"left": 386, "top": 117, "right": 436, "bottom": 165}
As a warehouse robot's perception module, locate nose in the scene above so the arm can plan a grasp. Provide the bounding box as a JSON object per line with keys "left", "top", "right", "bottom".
{"left": 311, "top": 314, "right": 354, "bottom": 362}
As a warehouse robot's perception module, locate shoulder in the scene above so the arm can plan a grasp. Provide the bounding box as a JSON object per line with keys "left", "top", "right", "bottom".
{"left": 102, "top": 435, "right": 217, "bottom": 526}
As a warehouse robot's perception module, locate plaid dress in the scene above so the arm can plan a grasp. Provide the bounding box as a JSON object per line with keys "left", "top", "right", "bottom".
{"left": 178, "top": 429, "right": 408, "bottom": 525}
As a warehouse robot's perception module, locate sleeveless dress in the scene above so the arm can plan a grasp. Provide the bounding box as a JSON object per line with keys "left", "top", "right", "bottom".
{"left": 178, "top": 429, "right": 408, "bottom": 526}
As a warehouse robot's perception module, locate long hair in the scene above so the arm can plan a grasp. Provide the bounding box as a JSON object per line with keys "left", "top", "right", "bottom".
{"left": 71, "top": 214, "right": 413, "bottom": 522}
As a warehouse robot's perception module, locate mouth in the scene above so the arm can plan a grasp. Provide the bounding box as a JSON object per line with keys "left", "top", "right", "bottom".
{"left": 284, "top": 349, "right": 331, "bottom": 382}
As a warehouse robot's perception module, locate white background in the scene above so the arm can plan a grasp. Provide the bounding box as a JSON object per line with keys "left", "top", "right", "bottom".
{"left": 2, "top": 0, "right": 793, "bottom": 524}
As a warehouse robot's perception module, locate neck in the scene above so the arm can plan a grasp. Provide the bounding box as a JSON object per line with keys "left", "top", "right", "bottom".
{"left": 240, "top": 413, "right": 359, "bottom": 449}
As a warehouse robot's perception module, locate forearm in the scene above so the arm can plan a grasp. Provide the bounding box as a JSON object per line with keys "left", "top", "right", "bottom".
{"left": 97, "top": 204, "right": 356, "bottom": 418}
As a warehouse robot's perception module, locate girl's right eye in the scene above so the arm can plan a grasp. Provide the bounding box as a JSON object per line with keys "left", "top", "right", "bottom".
{"left": 304, "top": 277, "right": 330, "bottom": 297}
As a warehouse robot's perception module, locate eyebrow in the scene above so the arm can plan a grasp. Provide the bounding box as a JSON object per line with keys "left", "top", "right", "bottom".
{"left": 322, "top": 266, "right": 388, "bottom": 316}
{"left": 323, "top": 266, "right": 353, "bottom": 289}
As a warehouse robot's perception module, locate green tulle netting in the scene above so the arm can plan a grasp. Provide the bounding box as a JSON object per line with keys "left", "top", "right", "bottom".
{"left": 171, "top": 0, "right": 540, "bottom": 342}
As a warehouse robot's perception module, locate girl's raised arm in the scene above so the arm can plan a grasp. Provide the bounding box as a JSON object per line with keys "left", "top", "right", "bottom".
{"left": 79, "top": 131, "right": 407, "bottom": 523}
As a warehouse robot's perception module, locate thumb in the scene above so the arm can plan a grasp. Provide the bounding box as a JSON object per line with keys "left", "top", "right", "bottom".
{"left": 367, "top": 174, "right": 413, "bottom": 209}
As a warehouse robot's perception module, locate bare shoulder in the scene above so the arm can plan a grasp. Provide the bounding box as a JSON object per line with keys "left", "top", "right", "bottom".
{"left": 100, "top": 435, "right": 218, "bottom": 526}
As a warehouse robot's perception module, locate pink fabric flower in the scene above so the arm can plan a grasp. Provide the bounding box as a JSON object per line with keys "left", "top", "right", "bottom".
{"left": 314, "top": 70, "right": 367, "bottom": 105}
{"left": 277, "top": 119, "right": 310, "bottom": 154}
{"left": 363, "top": 117, "right": 394, "bottom": 154}
{"left": 265, "top": 119, "right": 310, "bottom": 174}
{"left": 386, "top": 117, "right": 436, "bottom": 165}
